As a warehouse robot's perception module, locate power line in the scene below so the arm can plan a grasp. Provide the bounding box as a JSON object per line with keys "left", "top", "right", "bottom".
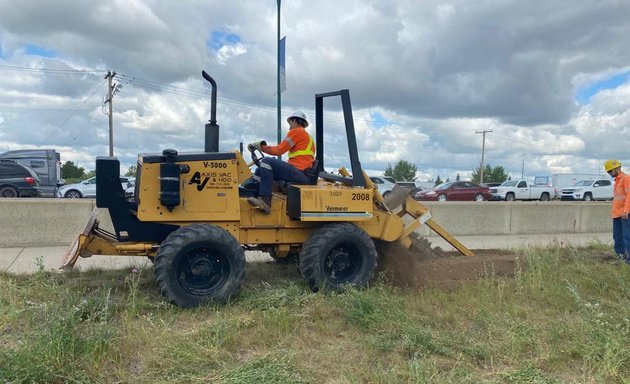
{"left": 38, "top": 78, "right": 108, "bottom": 146}
{"left": 490, "top": 130, "right": 577, "bottom": 153}
{"left": 0, "top": 105, "right": 94, "bottom": 112}
{"left": 0, "top": 64, "right": 101, "bottom": 75}
{"left": 1, "top": 64, "right": 583, "bottom": 157}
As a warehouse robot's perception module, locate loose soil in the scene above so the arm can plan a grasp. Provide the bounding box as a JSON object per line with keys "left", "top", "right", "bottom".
{"left": 376, "top": 234, "right": 520, "bottom": 289}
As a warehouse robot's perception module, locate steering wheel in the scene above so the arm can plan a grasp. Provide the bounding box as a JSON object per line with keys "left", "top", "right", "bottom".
{"left": 248, "top": 144, "right": 265, "bottom": 167}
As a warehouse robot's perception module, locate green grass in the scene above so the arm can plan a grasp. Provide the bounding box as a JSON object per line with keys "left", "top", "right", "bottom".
{"left": 1, "top": 244, "right": 629, "bottom": 383}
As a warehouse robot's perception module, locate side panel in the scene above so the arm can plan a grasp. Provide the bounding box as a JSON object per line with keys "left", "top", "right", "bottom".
{"left": 137, "top": 155, "right": 241, "bottom": 222}
{"left": 287, "top": 184, "right": 373, "bottom": 221}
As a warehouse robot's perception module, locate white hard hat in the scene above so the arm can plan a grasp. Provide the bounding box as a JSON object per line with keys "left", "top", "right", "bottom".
{"left": 287, "top": 111, "right": 309, "bottom": 127}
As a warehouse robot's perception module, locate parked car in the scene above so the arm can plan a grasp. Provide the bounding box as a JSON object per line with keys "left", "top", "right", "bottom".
{"left": 0, "top": 159, "right": 41, "bottom": 197}
{"left": 57, "top": 176, "right": 132, "bottom": 198}
{"left": 125, "top": 185, "right": 135, "bottom": 199}
{"left": 490, "top": 180, "right": 554, "bottom": 201}
{"left": 0, "top": 149, "right": 63, "bottom": 197}
{"left": 415, "top": 181, "right": 491, "bottom": 202}
{"left": 396, "top": 181, "right": 426, "bottom": 196}
{"left": 369, "top": 176, "right": 397, "bottom": 198}
{"left": 382, "top": 176, "right": 396, "bottom": 184}
{"left": 560, "top": 179, "right": 613, "bottom": 201}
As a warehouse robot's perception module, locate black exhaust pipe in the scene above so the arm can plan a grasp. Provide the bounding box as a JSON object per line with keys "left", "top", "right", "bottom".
{"left": 202, "top": 70, "right": 219, "bottom": 152}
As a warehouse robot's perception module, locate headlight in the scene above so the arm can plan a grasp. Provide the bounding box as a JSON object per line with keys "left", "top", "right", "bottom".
{"left": 427, "top": 191, "right": 436, "bottom": 195}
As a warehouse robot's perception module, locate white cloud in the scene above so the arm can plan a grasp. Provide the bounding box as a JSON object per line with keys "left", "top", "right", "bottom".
{"left": 216, "top": 44, "right": 247, "bottom": 65}
{"left": 0, "top": 0, "right": 629, "bottom": 181}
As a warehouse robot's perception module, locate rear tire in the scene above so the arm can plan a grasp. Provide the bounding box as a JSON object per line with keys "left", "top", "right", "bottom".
{"left": 583, "top": 193, "right": 593, "bottom": 202}
{"left": 65, "top": 190, "right": 82, "bottom": 198}
{"left": 154, "top": 224, "right": 246, "bottom": 307}
{"left": 0, "top": 186, "right": 18, "bottom": 198}
{"left": 299, "top": 223, "right": 377, "bottom": 292}
{"left": 505, "top": 193, "right": 515, "bottom": 202}
{"left": 540, "top": 192, "right": 550, "bottom": 201}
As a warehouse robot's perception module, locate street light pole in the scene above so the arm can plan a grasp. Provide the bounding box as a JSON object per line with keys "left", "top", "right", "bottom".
{"left": 277, "top": 0, "right": 282, "bottom": 146}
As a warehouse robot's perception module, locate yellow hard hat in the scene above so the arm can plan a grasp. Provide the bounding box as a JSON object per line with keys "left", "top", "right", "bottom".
{"left": 604, "top": 159, "right": 621, "bottom": 172}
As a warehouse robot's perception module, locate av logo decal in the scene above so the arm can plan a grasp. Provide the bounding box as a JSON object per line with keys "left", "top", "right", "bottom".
{"left": 188, "top": 172, "right": 209, "bottom": 191}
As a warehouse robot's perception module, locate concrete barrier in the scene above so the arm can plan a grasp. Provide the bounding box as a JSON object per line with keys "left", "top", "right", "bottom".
{"left": 0, "top": 198, "right": 613, "bottom": 247}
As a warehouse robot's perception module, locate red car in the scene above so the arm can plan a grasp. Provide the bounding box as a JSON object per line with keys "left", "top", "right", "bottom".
{"left": 415, "top": 181, "right": 491, "bottom": 202}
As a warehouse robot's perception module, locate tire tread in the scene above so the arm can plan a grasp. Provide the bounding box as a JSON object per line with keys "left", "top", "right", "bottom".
{"left": 299, "top": 223, "right": 377, "bottom": 292}
{"left": 154, "top": 224, "right": 245, "bottom": 307}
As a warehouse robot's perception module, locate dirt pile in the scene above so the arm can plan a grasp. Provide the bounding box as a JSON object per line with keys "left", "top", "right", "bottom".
{"left": 376, "top": 234, "right": 519, "bottom": 289}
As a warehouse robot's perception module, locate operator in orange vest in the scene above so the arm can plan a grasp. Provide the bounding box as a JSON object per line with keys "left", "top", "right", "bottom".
{"left": 247, "top": 111, "right": 315, "bottom": 214}
{"left": 605, "top": 159, "right": 630, "bottom": 263}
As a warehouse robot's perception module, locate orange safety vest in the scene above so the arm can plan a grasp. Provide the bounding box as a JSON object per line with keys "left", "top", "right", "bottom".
{"left": 611, "top": 171, "right": 630, "bottom": 218}
{"left": 262, "top": 126, "right": 315, "bottom": 171}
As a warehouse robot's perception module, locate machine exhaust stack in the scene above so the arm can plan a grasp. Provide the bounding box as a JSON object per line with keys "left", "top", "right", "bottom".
{"left": 202, "top": 70, "right": 219, "bottom": 152}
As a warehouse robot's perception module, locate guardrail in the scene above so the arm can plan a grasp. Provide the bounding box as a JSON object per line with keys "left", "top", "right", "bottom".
{"left": 0, "top": 199, "right": 612, "bottom": 247}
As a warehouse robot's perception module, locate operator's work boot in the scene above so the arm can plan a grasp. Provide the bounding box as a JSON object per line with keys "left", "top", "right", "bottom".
{"left": 247, "top": 196, "right": 271, "bottom": 214}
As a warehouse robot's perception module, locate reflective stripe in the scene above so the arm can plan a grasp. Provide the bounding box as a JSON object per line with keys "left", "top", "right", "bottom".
{"left": 301, "top": 212, "right": 373, "bottom": 219}
{"left": 625, "top": 187, "right": 630, "bottom": 193}
{"left": 614, "top": 195, "right": 625, "bottom": 201}
{"left": 286, "top": 137, "right": 295, "bottom": 147}
{"left": 288, "top": 136, "right": 315, "bottom": 158}
{"left": 261, "top": 162, "right": 272, "bottom": 170}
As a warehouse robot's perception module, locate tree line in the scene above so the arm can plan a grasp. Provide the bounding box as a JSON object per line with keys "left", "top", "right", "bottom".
{"left": 61, "top": 161, "right": 136, "bottom": 184}
{"left": 61, "top": 159, "right": 508, "bottom": 187}
{"left": 383, "top": 160, "right": 509, "bottom": 186}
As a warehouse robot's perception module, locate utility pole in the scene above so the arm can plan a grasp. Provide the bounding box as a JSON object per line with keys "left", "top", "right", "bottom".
{"left": 475, "top": 130, "right": 492, "bottom": 183}
{"left": 104, "top": 71, "right": 116, "bottom": 157}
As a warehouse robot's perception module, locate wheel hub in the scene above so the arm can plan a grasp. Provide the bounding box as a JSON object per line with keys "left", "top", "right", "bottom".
{"left": 177, "top": 249, "right": 229, "bottom": 295}
{"left": 325, "top": 245, "right": 361, "bottom": 283}
{"left": 329, "top": 249, "right": 350, "bottom": 272}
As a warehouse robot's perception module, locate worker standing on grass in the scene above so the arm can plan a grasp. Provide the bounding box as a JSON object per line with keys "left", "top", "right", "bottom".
{"left": 605, "top": 159, "right": 630, "bottom": 264}
{"left": 247, "top": 111, "right": 315, "bottom": 214}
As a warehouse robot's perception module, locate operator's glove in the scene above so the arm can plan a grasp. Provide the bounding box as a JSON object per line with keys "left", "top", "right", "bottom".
{"left": 247, "top": 140, "right": 267, "bottom": 152}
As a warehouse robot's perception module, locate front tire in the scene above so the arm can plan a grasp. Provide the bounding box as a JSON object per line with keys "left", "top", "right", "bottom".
{"left": 505, "top": 193, "right": 515, "bottom": 202}
{"left": 299, "top": 223, "right": 377, "bottom": 292}
{"left": 65, "top": 190, "right": 82, "bottom": 198}
{"left": 437, "top": 194, "right": 447, "bottom": 202}
{"left": 154, "top": 224, "right": 246, "bottom": 307}
{"left": 583, "top": 193, "right": 593, "bottom": 202}
{"left": 475, "top": 193, "right": 484, "bottom": 202}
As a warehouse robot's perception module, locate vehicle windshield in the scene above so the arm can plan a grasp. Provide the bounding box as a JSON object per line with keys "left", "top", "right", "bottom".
{"left": 434, "top": 182, "right": 454, "bottom": 190}
{"left": 574, "top": 180, "right": 592, "bottom": 186}
{"left": 501, "top": 180, "right": 519, "bottom": 187}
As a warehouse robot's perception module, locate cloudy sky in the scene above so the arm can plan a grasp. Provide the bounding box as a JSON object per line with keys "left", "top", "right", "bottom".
{"left": 1, "top": 0, "right": 629, "bottom": 181}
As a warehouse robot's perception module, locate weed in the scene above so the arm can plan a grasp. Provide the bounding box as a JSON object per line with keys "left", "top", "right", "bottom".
{"left": 0, "top": 288, "right": 118, "bottom": 383}
{"left": 1, "top": 246, "right": 629, "bottom": 383}
{"left": 501, "top": 365, "right": 562, "bottom": 384}
{"left": 216, "top": 354, "right": 310, "bottom": 384}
